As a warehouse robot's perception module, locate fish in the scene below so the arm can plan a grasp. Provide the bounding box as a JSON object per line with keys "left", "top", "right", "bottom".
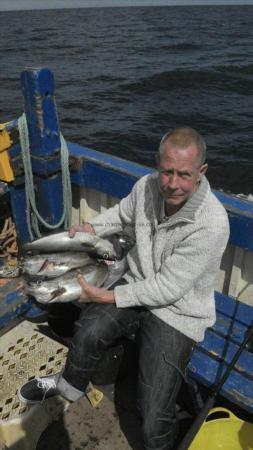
{"left": 21, "top": 252, "right": 95, "bottom": 279}
{"left": 23, "top": 232, "right": 117, "bottom": 260}
{"left": 24, "top": 264, "right": 108, "bottom": 304}
{"left": 102, "top": 257, "right": 129, "bottom": 289}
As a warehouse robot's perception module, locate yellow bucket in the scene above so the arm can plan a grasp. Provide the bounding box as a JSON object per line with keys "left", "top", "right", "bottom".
{"left": 189, "top": 407, "right": 253, "bottom": 450}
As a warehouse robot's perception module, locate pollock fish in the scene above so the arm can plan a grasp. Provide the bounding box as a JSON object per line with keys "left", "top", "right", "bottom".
{"left": 23, "top": 232, "right": 117, "bottom": 260}
{"left": 22, "top": 252, "right": 95, "bottom": 279}
{"left": 24, "top": 264, "right": 108, "bottom": 304}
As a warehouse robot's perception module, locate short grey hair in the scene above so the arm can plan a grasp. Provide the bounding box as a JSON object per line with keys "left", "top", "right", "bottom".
{"left": 159, "top": 126, "right": 206, "bottom": 166}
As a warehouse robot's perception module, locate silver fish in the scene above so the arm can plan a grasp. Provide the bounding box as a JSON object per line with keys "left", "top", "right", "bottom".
{"left": 25, "top": 264, "right": 108, "bottom": 304}
{"left": 23, "top": 232, "right": 117, "bottom": 260}
{"left": 22, "top": 252, "right": 95, "bottom": 279}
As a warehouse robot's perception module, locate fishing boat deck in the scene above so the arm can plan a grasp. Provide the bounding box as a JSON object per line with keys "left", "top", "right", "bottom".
{"left": 0, "top": 299, "right": 191, "bottom": 450}
{"left": 36, "top": 377, "right": 142, "bottom": 450}
{"left": 35, "top": 347, "right": 190, "bottom": 450}
{"left": 0, "top": 271, "right": 143, "bottom": 450}
{"left": 0, "top": 314, "right": 142, "bottom": 450}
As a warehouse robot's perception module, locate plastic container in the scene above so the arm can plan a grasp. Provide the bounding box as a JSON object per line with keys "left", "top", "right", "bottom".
{"left": 189, "top": 407, "right": 253, "bottom": 450}
{"left": 0, "top": 320, "right": 69, "bottom": 450}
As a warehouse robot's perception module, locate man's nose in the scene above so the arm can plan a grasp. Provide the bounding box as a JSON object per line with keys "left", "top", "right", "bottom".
{"left": 167, "top": 173, "right": 179, "bottom": 189}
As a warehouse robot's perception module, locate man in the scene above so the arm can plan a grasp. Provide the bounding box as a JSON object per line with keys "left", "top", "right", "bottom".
{"left": 18, "top": 127, "right": 229, "bottom": 450}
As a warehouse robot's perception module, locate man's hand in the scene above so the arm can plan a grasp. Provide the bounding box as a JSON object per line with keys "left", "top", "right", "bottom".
{"left": 77, "top": 275, "right": 115, "bottom": 304}
{"left": 69, "top": 222, "right": 95, "bottom": 238}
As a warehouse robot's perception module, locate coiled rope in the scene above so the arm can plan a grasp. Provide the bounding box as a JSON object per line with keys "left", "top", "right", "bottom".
{"left": 0, "top": 216, "right": 19, "bottom": 278}
{"left": 0, "top": 217, "right": 17, "bottom": 259}
{"left": 18, "top": 113, "right": 72, "bottom": 240}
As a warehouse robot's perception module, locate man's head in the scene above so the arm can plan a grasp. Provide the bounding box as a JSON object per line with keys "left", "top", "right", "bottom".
{"left": 157, "top": 127, "right": 208, "bottom": 216}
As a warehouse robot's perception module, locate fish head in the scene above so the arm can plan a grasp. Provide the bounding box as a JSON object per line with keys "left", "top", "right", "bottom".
{"left": 95, "top": 242, "right": 118, "bottom": 261}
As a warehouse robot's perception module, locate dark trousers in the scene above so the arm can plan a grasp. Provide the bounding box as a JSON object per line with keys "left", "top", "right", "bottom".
{"left": 62, "top": 299, "right": 194, "bottom": 450}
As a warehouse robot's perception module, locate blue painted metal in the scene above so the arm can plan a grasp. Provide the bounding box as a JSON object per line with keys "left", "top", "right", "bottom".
{"left": 213, "top": 313, "right": 248, "bottom": 344}
{"left": 214, "top": 190, "right": 253, "bottom": 216}
{"left": 0, "top": 276, "right": 48, "bottom": 330}
{"left": 214, "top": 191, "right": 253, "bottom": 251}
{"left": 33, "top": 173, "right": 64, "bottom": 225}
{"left": 9, "top": 183, "right": 30, "bottom": 243}
{"left": 6, "top": 68, "right": 66, "bottom": 242}
{"left": 188, "top": 350, "right": 253, "bottom": 412}
{"left": 68, "top": 141, "right": 153, "bottom": 179}
{"left": 72, "top": 160, "right": 146, "bottom": 200}
{"left": 0, "top": 296, "right": 46, "bottom": 329}
{"left": 226, "top": 212, "right": 253, "bottom": 251}
{"left": 9, "top": 143, "right": 62, "bottom": 176}
{"left": 9, "top": 173, "right": 65, "bottom": 243}
{"left": 0, "top": 302, "right": 31, "bottom": 329}
{"left": 22, "top": 300, "right": 48, "bottom": 319}
{"left": 21, "top": 68, "right": 61, "bottom": 161}
{"left": 215, "top": 291, "right": 253, "bottom": 327}
{"left": 68, "top": 141, "right": 152, "bottom": 199}
{"left": 197, "top": 329, "right": 253, "bottom": 378}
{"left": 187, "top": 292, "right": 253, "bottom": 413}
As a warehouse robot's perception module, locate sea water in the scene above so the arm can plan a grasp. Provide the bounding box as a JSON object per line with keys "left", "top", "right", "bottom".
{"left": 1, "top": 5, "right": 253, "bottom": 195}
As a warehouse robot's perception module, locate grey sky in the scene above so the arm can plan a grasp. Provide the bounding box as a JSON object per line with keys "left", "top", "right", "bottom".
{"left": 0, "top": 0, "right": 253, "bottom": 11}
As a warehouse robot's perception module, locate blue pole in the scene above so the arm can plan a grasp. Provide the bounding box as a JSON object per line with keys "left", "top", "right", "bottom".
{"left": 9, "top": 68, "right": 65, "bottom": 242}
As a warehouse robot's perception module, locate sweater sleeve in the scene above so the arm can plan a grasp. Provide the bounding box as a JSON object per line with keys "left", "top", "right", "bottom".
{"left": 89, "top": 179, "right": 139, "bottom": 237}
{"left": 114, "top": 217, "right": 229, "bottom": 308}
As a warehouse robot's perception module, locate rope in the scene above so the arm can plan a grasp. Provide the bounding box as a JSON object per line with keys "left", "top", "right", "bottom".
{"left": 0, "top": 216, "right": 19, "bottom": 278}
{"left": 17, "top": 113, "right": 72, "bottom": 240}
{"left": 0, "top": 217, "right": 18, "bottom": 259}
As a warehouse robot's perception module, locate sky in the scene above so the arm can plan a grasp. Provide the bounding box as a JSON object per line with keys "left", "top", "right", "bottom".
{"left": 0, "top": 0, "right": 253, "bottom": 11}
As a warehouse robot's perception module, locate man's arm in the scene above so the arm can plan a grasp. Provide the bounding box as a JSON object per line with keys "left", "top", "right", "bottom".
{"left": 77, "top": 275, "right": 115, "bottom": 304}
{"left": 77, "top": 217, "right": 229, "bottom": 308}
{"left": 69, "top": 178, "right": 140, "bottom": 239}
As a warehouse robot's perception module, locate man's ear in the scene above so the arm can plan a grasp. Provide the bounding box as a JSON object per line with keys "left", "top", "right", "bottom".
{"left": 198, "top": 163, "right": 208, "bottom": 181}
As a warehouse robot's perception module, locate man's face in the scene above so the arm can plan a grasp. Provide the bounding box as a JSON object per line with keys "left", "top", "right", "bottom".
{"left": 157, "top": 141, "right": 207, "bottom": 215}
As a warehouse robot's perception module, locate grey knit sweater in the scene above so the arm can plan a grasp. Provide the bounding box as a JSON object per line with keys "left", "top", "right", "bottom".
{"left": 90, "top": 173, "right": 230, "bottom": 342}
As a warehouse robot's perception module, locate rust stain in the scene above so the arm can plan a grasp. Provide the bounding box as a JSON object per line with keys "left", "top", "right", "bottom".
{"left": 69, "top": 155, "right": 83, "bottom": 171}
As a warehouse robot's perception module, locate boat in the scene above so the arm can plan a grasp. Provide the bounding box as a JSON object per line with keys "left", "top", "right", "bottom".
{"left": 0, "top": 68, "right": 252, "bottom": 450}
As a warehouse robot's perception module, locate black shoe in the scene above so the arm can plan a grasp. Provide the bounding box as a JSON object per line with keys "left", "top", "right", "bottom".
{"left": 17, "top": 374, "right": 60, "bottom": 404}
